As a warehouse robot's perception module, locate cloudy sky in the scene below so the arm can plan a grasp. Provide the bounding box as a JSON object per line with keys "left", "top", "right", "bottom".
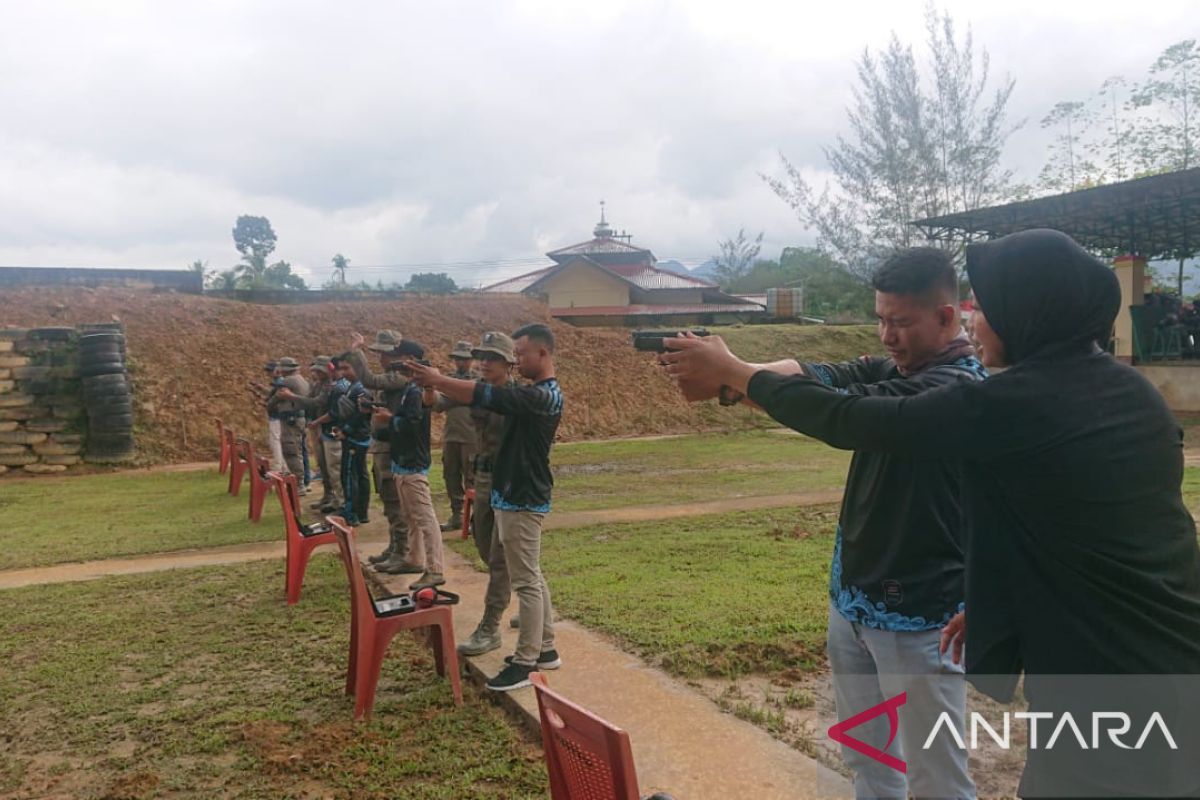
{"left": 0, "top": 0, "right": 1195, "bottom": 287}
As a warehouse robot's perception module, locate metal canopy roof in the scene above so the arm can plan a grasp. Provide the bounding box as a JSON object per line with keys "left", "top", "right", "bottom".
{"left": 910, "top": 167, "right": 1200, "bottom": 261}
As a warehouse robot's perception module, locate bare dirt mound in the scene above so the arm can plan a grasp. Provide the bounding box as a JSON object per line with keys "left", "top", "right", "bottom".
{"left": 0, "top": 287, "right": 723, "bottom": 464}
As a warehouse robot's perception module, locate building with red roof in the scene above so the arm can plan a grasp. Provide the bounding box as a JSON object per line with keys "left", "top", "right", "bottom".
{"left": 485, "top": 206, "right": 765, "bottom": 326}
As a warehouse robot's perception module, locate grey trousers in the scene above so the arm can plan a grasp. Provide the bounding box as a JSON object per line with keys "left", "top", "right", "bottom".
{"left": 471, "top": 474, "right": 511, "bottom": 634}
{"left": 826, "top": 604, "right": 976, "bottom": 799}
{"left": 372, "top": 452, "right": 409, "bottom": 553}
{"left": 442, "top": 441, "right": 476, "bottom": 516}
{"left": 496, "top": 508, "right": 554, "bottom": 665}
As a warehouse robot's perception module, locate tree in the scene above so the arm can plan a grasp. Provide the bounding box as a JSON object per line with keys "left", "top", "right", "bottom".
{"left": 763, "top": 6, "right": 1016, "bottom": 286}
{"left": 262, "top": 260, "right": 308, "bottom": 290}
{"left": 331, "top": 253, "right": 350, "bottom": 287}
{"left": 206, "top": 269, "right": 238, "bottom": 290}
{"left": 711, "top": 228, "right": 764, "bottom": 287}
{"left": 729, "top": 247, "right": 875, "bottom": 320}
{"left": 1094, "top": 76, "right": 1132, "bottom": 182}
{"left": 404, "top": 272, "right": 457, "bottom": 294}
{"left": 226, "top": 215, "right": 307, "bottom": 290}
{"left": 232, "top": 215, "right": 277, "bottom": 263}
{"left": 1130, "top": 39, "right": 1200, "bottom": 174}
{"left": 1038, "top": 100, "right": 1100, "bottom": 192}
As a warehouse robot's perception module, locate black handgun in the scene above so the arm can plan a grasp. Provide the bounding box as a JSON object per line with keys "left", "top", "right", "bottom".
{"left": 397, "top": 358, "right": 432, "bottom": 376}
{"left": 632, "top": 329, "right": 710, "bottom": 353}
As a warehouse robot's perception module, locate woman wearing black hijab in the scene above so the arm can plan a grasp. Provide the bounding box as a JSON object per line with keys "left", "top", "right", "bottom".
{"left": 663, "top": 229, "right": 1200, "bottom": 797}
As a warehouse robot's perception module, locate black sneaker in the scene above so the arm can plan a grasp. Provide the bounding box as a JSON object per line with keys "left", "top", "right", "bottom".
{"left": 504, "top": 649, "right": 561, "bottom": 670}
{"left": 487, "top": 661, "right": 536, "bottom": 692}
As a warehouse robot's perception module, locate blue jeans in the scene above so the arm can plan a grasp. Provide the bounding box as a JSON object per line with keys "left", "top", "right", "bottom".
{"left": 827, "top": 604, "right": 975, "bottom": 799}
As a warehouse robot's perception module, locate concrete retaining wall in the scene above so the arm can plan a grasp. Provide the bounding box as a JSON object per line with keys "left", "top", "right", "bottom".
{"left": 1136, "top": 364, "right": 1200, "bottom": 413}
{"left": 0, "top": 328, "right": 89, "bottom": 475}
{"left": 0, "top": 266, "right": 201, "bottom": 293}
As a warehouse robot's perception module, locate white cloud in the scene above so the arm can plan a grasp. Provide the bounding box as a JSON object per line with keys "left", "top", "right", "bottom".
{"left": 0, "top": 0, "right": 1196, "bottom": 284}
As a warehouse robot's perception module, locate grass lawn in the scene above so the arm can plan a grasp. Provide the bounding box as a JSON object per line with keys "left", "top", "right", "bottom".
{"left": 0, "top": 556, "right": 546, "bottom": 800}
{"left": 2, "top": 430, "right": 851, "bottom": 571}
{"left": 538, "top": 505, "right": 839, "bottom": 679}
{"left": 0, "top": 469, "right": 284, "bottom": 571}
{"left": 542, "top": 429, "right": 850, "bottom": 512}
{"left": 715, "top": 324, "right": 879, "bottom": 365}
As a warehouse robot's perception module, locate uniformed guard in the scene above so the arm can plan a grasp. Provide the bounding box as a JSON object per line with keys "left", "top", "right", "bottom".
{"left": 281, "top": 356, "right": 341, "bottom": 510}
{"left": 454, "top": 331, "right": 519, "bottom": 656}
{"left": 439, "top": 340, "right": 478, "bottom": 531}
{"left": 345, "top": 330, "right": 421, "bottom": 574}
{"left": 266, "top": 356, "right": 310, "bottom": 487}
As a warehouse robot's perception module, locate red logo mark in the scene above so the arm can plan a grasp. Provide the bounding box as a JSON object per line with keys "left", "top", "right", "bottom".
{"left": 828, "top": 692, "right": 907, "bottom": 774}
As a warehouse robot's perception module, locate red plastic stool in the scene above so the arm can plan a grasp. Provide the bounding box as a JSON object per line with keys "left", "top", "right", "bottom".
{"left": 461, "top": 487, "right": 475, "bottom": 540}
{"left": 328, "top": 517, "right": 463, "bottom": 719}
{"left": 271, "top": 471, "right": 337, "bottom": 605}
{"left": 237, "top": 437, "right": 274, "bottom": 522}
{"left": 228, "top": 436, "right": 249, "bottom": 496}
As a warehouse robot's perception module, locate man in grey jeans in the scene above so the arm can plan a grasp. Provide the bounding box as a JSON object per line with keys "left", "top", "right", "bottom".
{"left": 666, "top": 248, "right": 981, "bottom": 798}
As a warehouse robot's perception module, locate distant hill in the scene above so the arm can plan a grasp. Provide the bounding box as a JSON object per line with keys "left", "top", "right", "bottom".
{"left": 691, "top": 258, "right": 719, "bottom": 279}
{"left": 657, "top": 258, "right": 720, "bottom": 280}
{"left": 655, "top": 259, "right": 693, "bottom": 277}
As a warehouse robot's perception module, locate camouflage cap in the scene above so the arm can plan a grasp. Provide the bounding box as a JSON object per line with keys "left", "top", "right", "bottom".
{"left": 449, "top": 340, "right": 474, "bottom": 359}
{"left": 310, "top": 355, "right": 333, "bottom": 374}
{"left": 471, "top": 331, "right": 516, "bottom": 364}
{"left": 368, "top": 329, "right": 403, "bottom": 352}
{"left": 277, "top": 356, "right": 300, "bottom": 371}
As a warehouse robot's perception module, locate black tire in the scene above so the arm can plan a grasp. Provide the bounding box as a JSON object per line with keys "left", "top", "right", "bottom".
{"left": 85, "top": 385, "right": 132, "bottom": 401}
{"left": 82, "top": 374, "right": 129, "bottom": 390}
{"left": 88, "top": 429, "right": 134, "bottom": 442}
{"left": 87, "top": 398, "right": 132, "bottom": 417}
{"left": 79, "top": 345, "right": 125, "bottom": 361}
{"left": 89, "top": 411, "right": 133, "bottom": 425}
{"left": 78, "top": 330, "right": 125, "bottom": 343}
{"left": 79, "top": 362, "right": 127, "bottom": 378}
{"left": 85, "top": 451, "right": 136, "bottom": 464}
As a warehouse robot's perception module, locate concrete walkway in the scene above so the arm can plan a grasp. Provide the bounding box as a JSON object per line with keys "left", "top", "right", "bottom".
{"left": 374, "top": 548, "right": 850, "bottom": 799}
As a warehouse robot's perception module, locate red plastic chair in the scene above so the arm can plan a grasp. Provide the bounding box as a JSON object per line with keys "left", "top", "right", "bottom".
{"left": 228, "top": 436, "right": 250, "bottom": 496}
{"left": 530, "top": 672, "right": 647, "bottom": 800}
{"left": 270, "top": 471, "right": 337, "bottom": 605}
{"left": 216, "top": 418, "right": 232, "bottom": 474}
{"left": 237, "top": 437, "right": 274, "bottom": 522}
{"left": 327, "top": 517, "right": 463, "bottom": 719}
{"left": 461, "top": 487, "right": 475, "bottom": 540}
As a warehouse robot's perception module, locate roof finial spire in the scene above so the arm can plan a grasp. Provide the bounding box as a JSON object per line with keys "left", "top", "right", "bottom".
{"left": 594, "top": 199, "right": 614, "bottom": 239}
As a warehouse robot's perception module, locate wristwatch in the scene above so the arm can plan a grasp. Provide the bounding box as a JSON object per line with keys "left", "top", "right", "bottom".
{"left": 718, "top": 385, "right": 745, "bottom": 406}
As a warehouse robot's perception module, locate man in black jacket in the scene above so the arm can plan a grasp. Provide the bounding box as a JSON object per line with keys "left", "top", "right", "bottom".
{"left": 667, "top": 249, "right": 982, "bottom": 799}
{"left": 410, "top": 323, "right": 563, "bottom": 692}
{"left": 372, "top": 340, "right": 445, "bottom": 591}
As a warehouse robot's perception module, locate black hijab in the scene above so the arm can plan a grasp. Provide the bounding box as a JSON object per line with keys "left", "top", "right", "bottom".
{"left": 966, "top": 228, "right": 1121, "bottom": 363}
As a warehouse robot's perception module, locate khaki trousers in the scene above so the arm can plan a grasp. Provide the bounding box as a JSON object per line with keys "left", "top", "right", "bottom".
{"left": 372, "top": 452, "right": 410, "bottom": 558}
{"left": 267, "top": 419, "right": 285, "bottom": 472}
{"left": 394, "top": 472, "right": 443, "bottom": 575}
{"left": 320, "top": 437, "right": 343, "bottom": 506}
{"left": 497, "top": 508, "right": 554, "bottom": 665}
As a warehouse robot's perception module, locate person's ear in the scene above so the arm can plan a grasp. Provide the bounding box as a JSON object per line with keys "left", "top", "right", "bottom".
{"left": 938, "top": 304, "right": 957, "bottom": 328}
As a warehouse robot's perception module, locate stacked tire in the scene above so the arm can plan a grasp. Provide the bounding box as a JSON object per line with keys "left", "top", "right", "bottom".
{"left": 79, "top": 327, "right": 135, "bottom": 462}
